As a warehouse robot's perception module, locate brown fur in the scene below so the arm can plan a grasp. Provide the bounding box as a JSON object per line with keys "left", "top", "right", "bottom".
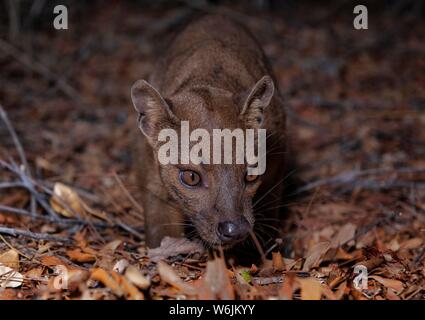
{"left": 131, "top": 15, "right": 286, "bottom": 248}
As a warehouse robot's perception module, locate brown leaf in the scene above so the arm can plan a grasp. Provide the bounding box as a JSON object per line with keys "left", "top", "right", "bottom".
{"left": 157, "top": 261, "right": 195, "bottom": 295}
{"left": 91, "top": 268, "right": 143, "bottom": 300}
{"left": 0, "top": 264, "right": 23, "bottom": 288}
{"left": 120, "top": 276, "right": 144, "bottom": 300}
{"left": 200, "top": 255, "right": 235, "bottom": 300}
{"left": 330, "top": 223, "right": 356, "bottom": 248}
{"left": 50, "top": 182, "right": 85, "bottom": 218}
{"left": 386, "top": 288, "right": 401, "bottom": 300}
{"left": 299, "top": 277, "right": 323, "bottom": 300}
{"left": 125, "top": 265, "right": 150, "bottom": 290}
{"left": 91, "top": 268, "right": 123, "bottom": 297}
{"left": 303, "top": 241, "right": 330, "bottom": 271}
{"left": 113, "top": 259, "right": 129, "bottom": 274}
{"left": 334, "top": 247, "right": 353, "bottom": 260}
{"left": 40, "top": 255, "right": 69, "bottom": 267}
{"left": 272, "top": 252, "right": 285, "bottom": 271}
{"left": 67, "top": 249, "right": 96, "bottom": 263}
{"left": 0, "top": 249, "right": 19, "bottom": 269}
{"left": 148, "top": 237, "right": 205, "bottom": 262}
{"left": 278, "top": 273, "right": 296, "bottom": 300}
{"left": 370, "top": 275, "right": 404, "bottom": 292}
{"left": 399, "top": 238, "right": 423, "bottom": 250}
{"left": 101, "top": 239, "right": 122, "bottom": 253}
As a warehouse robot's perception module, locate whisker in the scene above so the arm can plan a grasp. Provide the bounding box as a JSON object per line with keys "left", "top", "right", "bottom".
{"left": 255, "top": 222, "right": 282, "bottom": 234}
{"left": 253, "top": 168, "right": 297, "bottom": 209}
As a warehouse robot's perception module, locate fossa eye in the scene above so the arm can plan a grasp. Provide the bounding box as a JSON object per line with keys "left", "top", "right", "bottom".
{"left": 179, "top": 170, "right": 201, "bottom": 187}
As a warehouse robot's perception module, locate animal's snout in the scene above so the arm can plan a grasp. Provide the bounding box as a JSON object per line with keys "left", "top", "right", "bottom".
{"left": 217, "top": 218, "right": 250, "bottom": 244}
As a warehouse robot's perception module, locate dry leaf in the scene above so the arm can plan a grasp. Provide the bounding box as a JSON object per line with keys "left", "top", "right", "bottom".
{"left": 40, "top": 255, "right": 69, "bottom": 267}
{"left": 299, "top": 277, "right": 322, "bottom": 300}
{"left": 272, "top": 252, "right": 285, "bottom": 271}
{"left": 50, "top": 182, "right": 85, "bottom": 218}
{"left": 399, "top": 238, "right": 423, "bottom": 249}
{"left": 90, "top": 268, "right": 143, "bottom": 300}
{"left": 334, "top": 247, "right": 353, "bottom": 260}
{"left": 67, "top": 248, "right": 96, "bottom": 263}
{"left": 157, "top": 260, "right": 195, "bottom": 295}
{"left": 101, "top": 240, "right": 122, "bottom": 253}
{"left": 0, "top": 249, "right": 19, "bottom": 269}
{"left": 334, "top": 281, "right": 347, "bottom": 300}
{"left": 330, "top": 223, "right": 356, "bottom": 248}
{"left": 279, "top": 273, "right": 296, "bottom": 300}
{"left": 200, "top": 255, "right": 235, "bottom": 300}
{"left": 283, "top": 258, "right": 297, "bottom": 271}
{"left": 113, "top": 259, "right": 129, "bottom": 274}
{"left": 303, "top": 241, "right": 330, "bottom": 271}
{"left": 25, "top": 267, "right": 44, "bottom": 280}
{"left": 0, "top": 264, "right": 23, "bottom": 288}
{"left": 370, "top": 275, "right": 404, "bottom": 292}
{"left": 91, "top": 268, "right": 123, "bottom": 296}
{"left": 125, "top": 265, "right": 150, "bottom": 290}
{"left": 120, "top": 276, "right": 144, "bottom": 300}
{"left": 148, "top": 237, "right": 205, "bottom": 262}
{"left": 386, "top": 288, "right": 401, "bottom": 300}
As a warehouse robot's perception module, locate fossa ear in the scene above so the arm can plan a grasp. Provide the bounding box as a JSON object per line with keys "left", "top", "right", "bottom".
{"left": 240, "top": 75, "right": 274, "bottom": 128}
{"left": 131, "top": 79, "right": 178, "bottom": 143}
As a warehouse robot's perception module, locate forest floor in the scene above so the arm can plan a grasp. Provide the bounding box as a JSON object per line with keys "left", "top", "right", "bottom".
{"left": 0, "top": 2, "right": 424, "bottom": 300}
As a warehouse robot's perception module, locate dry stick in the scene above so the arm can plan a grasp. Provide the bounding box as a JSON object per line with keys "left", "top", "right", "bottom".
{"left": 115, "top": 219, "right": 145, "bottom": 241}
{"left": 0, "top": 182, "right": 23, "bottom": 189}
{"left": 295, "top": 167, "right": 425, "bottom": 194}
{"left": 0, "top": 39, "right": 83, "bottom": 102}
{"left": 112, "top": 171, "right": 144, "bottom": 217}
{"left": 0, "top": 234, "right": 32, "bottom": 260}
{"left": 0, "top": 105, "right": 29, "bottom": 174}
{"left": 36, "top": 180, "right": 143, "bottom": 241}
{"left": 0, "top": 204, "right": 112, "bottom": 228}
{"left": 413, "top": 247, "right": 425, "bottom": 267}
{"left": 249, "top": 230, "right": 266, "bottom": 264}
{"left": 0, "top": 226, "right": 70, "bottom": 242}
{"left": 0, "top": 159, "right": 59, "bottom": 218}
{"left": 0, "top": 103, "right": 37, "bottom": 214}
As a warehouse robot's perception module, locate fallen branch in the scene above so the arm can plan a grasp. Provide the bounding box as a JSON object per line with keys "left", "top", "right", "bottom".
{"left": 296, "top": 167, "right": 425, "bottom": 194}
{"left": 0, "top": 39, "right": 82, "bottom": 102}
{"left": 112, "top": 170, "right": 144, "bottom": 217}
{"left": 0, "top": 204, "right": 112, "bottom": 228}
{"left": 0, "top": 104, "right": 30, "bottom": 175}
{"left": 0, "top": 159, "right": 59, "bottom": 218}
{"left": 0, "top": 103, "right": 37, "bottom": 214}
{"left": 0, "top": 226, "right": 70, "bottom": 242}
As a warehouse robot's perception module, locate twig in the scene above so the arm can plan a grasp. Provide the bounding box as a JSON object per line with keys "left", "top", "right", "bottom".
{"left": 0, "top": 234, "right": 32, "bottom": 260}
{"left": 0, "top": 159, "right": 59, "bottom": 218}
{"left": 0, "top": 204, "right": 112, "bottom": 228}
{"left": 296, "top": 167, "right": 425, "bottom": 194}
{"left": 0, "top": 226, "right": 70, "bottom": 242}
{"left": 0, "top": 182, "right": 23, "bottom": 189}
{"left": 114, "top": 219, "right": 145, "bottom": 241}
{"left": 413, "top": 247, "right": 425, "bottom": 267}
{"left": 6, "top": 0, "right": 20, "bottom": 40}
{"left": 112, "top": 171, "right": 144, "bottom": 217}
{"left": 0, "top": 39, "right": 83, "bottom": 102}
{"left": 0, "top": 104, "right": 30, "bottom": 175}
{"left": 0, "top": 103, "right": 37, "bottom": 214}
